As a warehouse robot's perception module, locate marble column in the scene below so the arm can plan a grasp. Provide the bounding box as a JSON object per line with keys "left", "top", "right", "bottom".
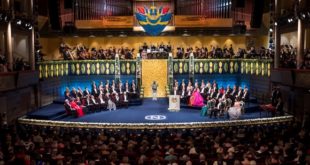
{"left": 4, "top": 0, "right": 13, "bottom": 71}
{"left": 297, "top": 0, "right": 305, "bottom": 69}
{"left": 29, "top": 0, "right": 35, "bottom": 70}
{"left": 274, "top": 0, "right": 281, "bottom": 68}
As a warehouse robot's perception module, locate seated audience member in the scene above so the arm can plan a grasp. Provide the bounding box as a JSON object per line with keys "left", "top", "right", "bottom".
{"left": 207, "top": 98, "right": 217, "bottom": 118}
{"left": 200, "top": 80, "right": 207, "bottom": 98}
{"left": 230, "top": 85, "right": 238, "bottom": 98}
{"left": 107, "top": 93, "right": 116, "bottom": 111}
{"left": 225, "top": 85, "right": 232, "bottom": 95}
{"left": 91, "top": 82, "right": 99, "bottom": 97}
{"left": 64, "top": 87, "right": 71, "bottom": 100}
{"left": 70, "top": 87, "right": 77, "bottom": 99}
{"left": 77, "top": 87, "right": 84, "bottom": 98}
{"left": 98, "top": 93, "right": 106, "bottom": 104}
{"left": 189, "top": 87, "right": 204, "bottom": 107}
{"left": 241, "top": 87, "right": 249, "bottom": 101}
{"left": 236, "top": 86, "right": 243, "bottom": 99}
{"left": 64, "top": 99, "right": 73, "bottom": 115}
{"left": 171, "top": 85, "right": 179, "bottom": 96}
{"left": 180, "top": 81, "right": 187, "bottom": 103}
{"left": 248, "top": 46, "right": 257, "bottom": 58}
{"left": 90, "top": 95, "right": 98, "bottom": 105}
{"left": 228, "top": 97, "right": 243, "bottom": 120}
{"left": 216, "top": 86, "right": 225, "bottom": 99}
{"left": 209, "top": 87, "right": 217, "bottom": 98}
{"left": 118, "top": 81, "right": 124, "bottom": 94}
{"left": 68, "top": 98, "right": 84, "bottom": 117}
{"left": 83, "top": 87, "right": 91, "bottom": 105}
{"left": 217, "top": 98, "right": 226, "bottom": 117}
{"left": 123, "top": 92, "right": 129, "bottom": 102}
{"left": 131, "top": 80, "right": 137, "bottom": 94}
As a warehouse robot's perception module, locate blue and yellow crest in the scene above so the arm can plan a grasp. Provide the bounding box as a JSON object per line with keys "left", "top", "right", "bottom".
{"left": 135, "top": 6, "right": 172, "bottom": 36}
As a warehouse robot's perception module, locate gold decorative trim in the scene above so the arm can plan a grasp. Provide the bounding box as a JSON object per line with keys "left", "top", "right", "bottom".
{"left": 18, "top": 116, "right": 293, "bottom": 130}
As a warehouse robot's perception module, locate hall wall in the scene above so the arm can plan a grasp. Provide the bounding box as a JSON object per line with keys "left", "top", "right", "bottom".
{"left": 40, "top": 36, "right": 268, "bottom": 60}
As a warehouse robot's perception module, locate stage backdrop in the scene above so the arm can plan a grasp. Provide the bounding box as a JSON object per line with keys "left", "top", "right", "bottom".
{"left": 142, "top": 60, "right": 167, "bottom": 97}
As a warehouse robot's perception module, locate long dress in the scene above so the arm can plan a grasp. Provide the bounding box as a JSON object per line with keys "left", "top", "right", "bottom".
{"left": 189, "top": 90, "right": 205, "bottom": 107}
{"left": 200, "top": 105, "right": 208, "bottom": 116}
{"left": 228, "top": 101, "right": 242, "bottom": 120}
{"left": 70, "top": 101, "right": 84, "bottom": 117}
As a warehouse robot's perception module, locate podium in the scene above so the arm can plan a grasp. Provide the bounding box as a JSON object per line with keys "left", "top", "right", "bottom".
{"left": 168, "top": 95, "right": 180, "bottom": 112}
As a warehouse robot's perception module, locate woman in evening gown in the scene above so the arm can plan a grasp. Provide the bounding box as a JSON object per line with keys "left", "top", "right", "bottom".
{"left": 189, "top": 88, "right": 205, "bottom": 107}
{"left": 70, "top": 99, "right": 84, "bottom": 117}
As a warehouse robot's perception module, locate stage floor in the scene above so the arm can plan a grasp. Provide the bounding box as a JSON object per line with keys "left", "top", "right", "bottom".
{"left": 21, "top": 98, "right": 293, "bottom": 129}
{"left": 27, "top": 98, "right": 276, "bottom": 123}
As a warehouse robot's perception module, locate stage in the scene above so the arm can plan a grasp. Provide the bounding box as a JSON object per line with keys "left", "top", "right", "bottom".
{"left": 20, "top": 98, "right": 293, "bottom": 129}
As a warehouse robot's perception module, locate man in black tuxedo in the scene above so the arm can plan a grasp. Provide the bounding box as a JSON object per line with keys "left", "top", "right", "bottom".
{"left": 91, "top": 82, "right": 99, "bottom": 97}
{"left": 236, "top": 86, "right": 243, "bottom": 99}
{"left": 70, "top": 88, "right": 77, "bottom": 99}
{"left": 171, "top": 85, "right": 179, "bottom": 96}
{"left": 225, "top": 85, "right": 232, "bottom": 96}
{"left": 241, "top": 87, "right": 249, "bottom": 101}
{"left": 83, "top": 87, "right": 91, "bottom": 106}
{"left": 230, "top": 85, "right": 238, "bottom": 97}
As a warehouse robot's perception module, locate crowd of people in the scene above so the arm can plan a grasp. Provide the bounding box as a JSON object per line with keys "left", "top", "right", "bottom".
{"left": 58, "top": 42, "right": 310, "bottom": 70}
{"left": 175, "top": 45, "right": 273, "bottom": 59}
{"left": 59, "top": 42, "right": 276, "bottom": 61}
{"left": 0, "top": 49, "right": 31, "bottom": 73}
{"left": 171, "top": 80, "right": 249, "bottom": 119}
{"left": 280, "top": 45, "right": 310, "bottom": 69}
{"left": 139, "top": 43, "right": 172, "bottom": 59}
{"left": 64, "top": 80, "right": 140, "bottom": 116}
{"left": 0, "top": 120, "right": 309, "bottom": 165}
{"left": 59, "top": 43, "right": 135, "bottom": 60}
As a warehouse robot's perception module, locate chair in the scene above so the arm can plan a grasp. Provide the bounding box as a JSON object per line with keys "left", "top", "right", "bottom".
{"left": 64, "top": 104, "right": 77, "bottom": 117}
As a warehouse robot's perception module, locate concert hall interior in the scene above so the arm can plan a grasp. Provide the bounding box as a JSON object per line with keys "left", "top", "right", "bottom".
{"left": 1, "top": 0, "right": 310, "bottom": 164}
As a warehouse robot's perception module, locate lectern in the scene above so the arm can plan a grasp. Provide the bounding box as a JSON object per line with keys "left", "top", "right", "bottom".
{"left": 168, "top": 95, "right": 180, "bottom": 112}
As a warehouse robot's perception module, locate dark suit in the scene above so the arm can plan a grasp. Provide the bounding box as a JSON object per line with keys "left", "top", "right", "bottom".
{"left": 70, "top": 91, "right": 77, "bottom": 98}
{"left": 200, "top": 87, "right": 207, "bottom": 98}
{"left": 236, "top": 89, "right": 243, "bottom": 99}
{"left": 91, "top": 88, "right": 99, "bottom": 97}
{"left": 225, "top": 87, "right": 232, "bottom": 95}
{"left": 242, "top": 91, "right": 249, "bottom": 101}
{"left": 231, "top": 89, "right": 237, "bottom": 97}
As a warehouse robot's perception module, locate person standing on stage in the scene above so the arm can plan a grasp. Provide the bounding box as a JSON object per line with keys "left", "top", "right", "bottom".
{"left": 152, "top": 81, "right": 159, "bottom": 101}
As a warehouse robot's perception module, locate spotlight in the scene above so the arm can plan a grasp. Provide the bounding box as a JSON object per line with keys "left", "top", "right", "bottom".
{"left": 16, "top": 20, "right": 22, "bottom": 25}
{"left": 274, "top": 22, "right": 277, "bottom": 26}
{"left": 269, "top": 28, "right": 273, "bottom": 32}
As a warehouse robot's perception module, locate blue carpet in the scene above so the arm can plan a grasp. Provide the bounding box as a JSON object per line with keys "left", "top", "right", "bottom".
{"left": 27, "top": 104, "right": 65, "bottom": 120}
{"left": 27, "top": 98, "right": 271, "bottom": 123}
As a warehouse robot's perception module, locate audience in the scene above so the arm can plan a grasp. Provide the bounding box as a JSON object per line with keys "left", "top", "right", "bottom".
{"left": 280, "top": 44, "right": 310, "bottom": 69}
{"left": 59, "top": 42, "right": 277, "bottom": 61}
{"left": 0, "top": 121, "right": 309, "bottom": 164}
{"left": 139, "top": 42, "right": 172, "bottom": 59}
{"left": 56, "top": 42, "right": 310, "bottom": 70}
{"left": 0, "top": 49, "right": 31, "bottom": 73}
{"left": 173, "top": 79, "right": 250, "bottom": 119}
{"left": 64, "top": 80, "right": 140, "bottom": 114}
{"left": 0, "top": 49, "right": 8, "bottom": 73}
{"left": 59, "top": 43, "right": 134, "bottom": 60}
